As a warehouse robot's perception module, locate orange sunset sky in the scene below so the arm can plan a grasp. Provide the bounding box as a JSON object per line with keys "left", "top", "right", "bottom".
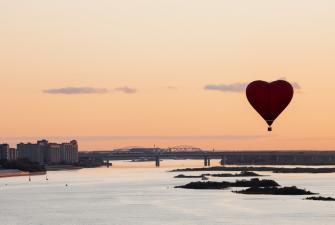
{"left": 1, "top": 0, "right": 335, "bottom": 150}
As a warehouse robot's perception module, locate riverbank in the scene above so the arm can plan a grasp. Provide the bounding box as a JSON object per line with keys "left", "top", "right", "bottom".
{"left": 0, "top": 163, "right": 82, "bottom": 178}
{"left": 46, "top": 165, "right": 83, "bottom": 171}
{"left": 0, "top": 169, "right": 46, "bottom": 178}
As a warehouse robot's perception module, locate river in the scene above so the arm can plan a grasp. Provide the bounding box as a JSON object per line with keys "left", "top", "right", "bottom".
{"left": 0, "top": 160, "right": 335, "bottom": 225}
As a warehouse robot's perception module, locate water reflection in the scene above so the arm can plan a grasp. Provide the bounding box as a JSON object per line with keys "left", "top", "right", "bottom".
{"left": 0, "top": 160, "right": 335, "bottom": 225}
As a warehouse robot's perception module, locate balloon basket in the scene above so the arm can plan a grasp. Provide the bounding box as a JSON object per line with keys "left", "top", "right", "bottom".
{"left": 268, "top": 127, "right": 272, "bottom": 132}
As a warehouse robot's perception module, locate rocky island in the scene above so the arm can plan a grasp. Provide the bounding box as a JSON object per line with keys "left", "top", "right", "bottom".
{"left": 305, "top": 196, "right": 335, "bottom": 201}
{"left": 234, "top": 186, "right": 317, "bottom": 195}
{"left": 175, "top": 178, "right": 279, "bottom": 190}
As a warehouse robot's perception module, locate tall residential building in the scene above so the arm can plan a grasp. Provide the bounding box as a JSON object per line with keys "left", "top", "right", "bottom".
{"left": 17, "top": 140, "right": 79, "bottom": 165}
{"left": 0, "top": 144, "right": 18, "bottom": 161}
{"left": 61, "top": 140, "right": 79, "bottom": 164}
{"left": 46, "top": 143, "right": 61, "bottom": 164}
{"left": 9, "top": 148, "right": 18, "bottom": 161}
{"left": 17, "top": 142, "right": 45, "bottom": 164}
{"left": 0, "top": 144, "right": 10, "bottom": 161}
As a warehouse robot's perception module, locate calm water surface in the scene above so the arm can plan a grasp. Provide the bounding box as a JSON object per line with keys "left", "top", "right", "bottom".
{"left": 1, "top": 160, "right": 335, "bottom": 225}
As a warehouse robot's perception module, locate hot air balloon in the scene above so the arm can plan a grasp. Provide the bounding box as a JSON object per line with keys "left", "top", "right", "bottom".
{"left": 246, "top": 80, "right": 294, "bottom": 131}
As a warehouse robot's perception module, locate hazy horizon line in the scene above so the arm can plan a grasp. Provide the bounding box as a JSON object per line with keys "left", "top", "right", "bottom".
{"left": 0, "top": 135, "right": 269, "bottom": 142}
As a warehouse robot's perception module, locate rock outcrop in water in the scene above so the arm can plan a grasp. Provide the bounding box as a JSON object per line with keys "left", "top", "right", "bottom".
{"left": 234, "top": 186, "right": 316, "bottom": 195}
{"left": 174, "top": 174, "right": 210, "bottom": 179}
{"left": 175, "top": 178, "right": 279, "bottom": 190}
{"left": 305, "top": 196, "right": 335, "bottom": 201}
{"left": 211, "top": 171, "right": 263, "bottom": 177}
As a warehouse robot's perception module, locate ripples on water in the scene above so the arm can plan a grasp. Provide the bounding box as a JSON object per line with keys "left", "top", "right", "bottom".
{"left": 1, "top": 160, "right": 335, "bottom": 225}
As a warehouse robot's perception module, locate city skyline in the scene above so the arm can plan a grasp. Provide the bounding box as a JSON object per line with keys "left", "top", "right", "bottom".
{"left": 1, "top": 1, "right": 335, "bottom": 150}
{"left": 0, "top": 139, "right": 78, "bottom": 164}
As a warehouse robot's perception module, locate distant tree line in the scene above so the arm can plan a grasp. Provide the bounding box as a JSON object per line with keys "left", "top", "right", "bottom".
{"left": 0, "top": 159, "right": 46, "bottom": 172}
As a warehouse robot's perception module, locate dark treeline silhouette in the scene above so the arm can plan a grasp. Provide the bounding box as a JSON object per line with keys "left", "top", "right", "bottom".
{"left": 1, "top": 159, "right": 46, "bottom": 172}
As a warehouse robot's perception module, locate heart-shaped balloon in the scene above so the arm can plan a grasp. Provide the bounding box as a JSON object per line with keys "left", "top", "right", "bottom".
{"left": 246, "top": 80, "right": 294, "bottom": 131}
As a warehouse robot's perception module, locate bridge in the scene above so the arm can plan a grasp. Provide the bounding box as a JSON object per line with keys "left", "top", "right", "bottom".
{"left": 80, "top": 150, "right": 221, "bottom": 167}
{"left": 79, "top": 150, "right": 335, "bottom": 167}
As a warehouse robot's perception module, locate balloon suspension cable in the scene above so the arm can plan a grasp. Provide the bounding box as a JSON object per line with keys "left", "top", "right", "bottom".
{"left": 268, "top": 126, "right": 272, "bottom": 132}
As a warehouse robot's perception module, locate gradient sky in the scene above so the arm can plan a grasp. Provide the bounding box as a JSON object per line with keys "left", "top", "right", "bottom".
{"left": 1, "top": 0, "right": 335, "bottom": 150}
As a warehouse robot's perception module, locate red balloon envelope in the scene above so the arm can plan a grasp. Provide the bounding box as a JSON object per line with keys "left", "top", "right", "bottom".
{"left": 246, "top": 80, "right": 294, "bottom": 131}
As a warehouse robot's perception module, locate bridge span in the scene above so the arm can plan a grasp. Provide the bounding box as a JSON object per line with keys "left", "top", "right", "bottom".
{"left": 80, "top": 151, "right": 223, "bottom": 167}
{"left": 79, "top": 150, "right": 335, "bottom": 167}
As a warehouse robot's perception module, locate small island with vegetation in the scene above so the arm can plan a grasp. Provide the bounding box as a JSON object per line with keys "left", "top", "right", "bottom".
{"left": 234, "top": 186, "right": 317, "bottom": 195}
{"left": 305, "top": 196, "right": 335, "bottom": 201}
{"left": 175, "top": 178, "right": 279, "bottom": 190}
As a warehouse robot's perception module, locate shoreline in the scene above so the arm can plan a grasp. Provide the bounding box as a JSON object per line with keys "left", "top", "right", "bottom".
{"left": 46, "top": 165, "right": 83, "bottom": 171}
{"left": 0, "top": 165, "right": 82, "bottom": 179}
{"left": 0, "top": 165, "right": 92, "bottom": 178}
{"left": 0, "top": 170, "right": 47, "bottom": 178}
